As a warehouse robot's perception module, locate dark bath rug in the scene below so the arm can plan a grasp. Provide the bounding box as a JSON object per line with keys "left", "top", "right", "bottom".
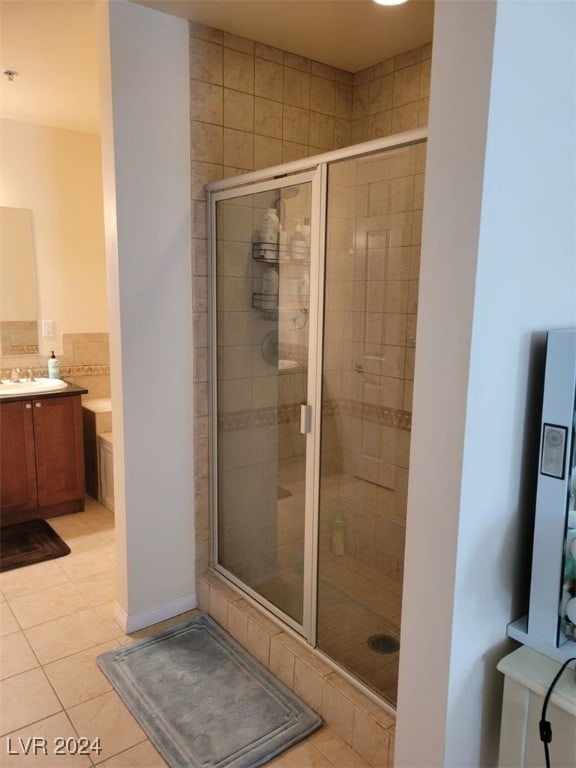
{"left": 0, "top": 518, "right": 71, "bottom": 572}
{"left": 97, "top": 614, "right": 322, "bottom": 768}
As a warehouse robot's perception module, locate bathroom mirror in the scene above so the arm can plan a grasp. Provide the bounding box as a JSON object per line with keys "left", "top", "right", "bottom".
{"left": 0, "top": 207, "right": 39, "bottom": 355}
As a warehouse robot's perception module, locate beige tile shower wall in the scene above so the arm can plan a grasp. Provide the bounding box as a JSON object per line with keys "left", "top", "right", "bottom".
{"left": 191, "top": 19, "right": 432, "bottom": 585}
{"left": 191, "top": 22, "right": 354, "bottom": 581}
{"left": 321, "top": 160, "right": 355, "bottom": 480}
{"left": 351, "top": 44, "right": 431, "bottom": 141}
{"left": 190, "top": 22, "right": 354, "bottom": 182}
{"left": 216, "top": 187, "right": 309, "bottom": 587}
{"left": 322, "top": 141, "right": 426, "bottom": 578}
{"left": 216, "top": 192, "right": 280, "bottom": 587}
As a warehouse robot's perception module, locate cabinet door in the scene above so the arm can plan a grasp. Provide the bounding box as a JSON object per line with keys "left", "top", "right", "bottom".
{"left": 33, "top": 396, "right": 85, "bottom": 508}
{"left": 0, "top": 400, "right": 37, "bottom": 520}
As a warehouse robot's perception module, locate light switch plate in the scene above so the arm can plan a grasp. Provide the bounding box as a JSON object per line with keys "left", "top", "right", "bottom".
{"left": 42, "top": 320, "right": 54, "bottom": 338}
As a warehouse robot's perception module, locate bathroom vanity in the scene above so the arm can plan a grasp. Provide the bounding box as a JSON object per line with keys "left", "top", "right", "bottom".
{"left": 0, "top": 383, "right": 88, "bottom": 527}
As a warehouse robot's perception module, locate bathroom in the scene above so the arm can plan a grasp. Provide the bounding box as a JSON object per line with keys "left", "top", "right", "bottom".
{"left": 2, "top": 1, "right": 575, "bottom": 765}
{"left": 1, "top": 0, "right": 425, "bottom": 756}
{"left": 0, "top": 1, "right": 113, "bottom": 478}
{"left": 3, "top": 0, "right": 429, "bottom": 707}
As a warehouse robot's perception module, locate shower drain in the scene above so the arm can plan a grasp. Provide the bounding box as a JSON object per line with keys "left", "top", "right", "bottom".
{"left": 367, "top": 634, "right": 400, "bottom": 654}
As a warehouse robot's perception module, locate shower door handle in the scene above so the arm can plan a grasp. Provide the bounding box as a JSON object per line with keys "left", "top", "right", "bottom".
{"left": 300, "top": 404, "right": 312, "bottom": 434}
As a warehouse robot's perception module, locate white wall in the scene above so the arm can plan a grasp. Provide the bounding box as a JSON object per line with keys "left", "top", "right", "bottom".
{"left": 396, "top": 1, "right": 576, "bottom": 765}
{"left": 98, "top": 0, "right": 194, "bottom": 629}
{"left": 96, "top": 0, "right": 575, "bottom": 757}
{"left": 0, "top": 119, "right": 107, "bottom": 355}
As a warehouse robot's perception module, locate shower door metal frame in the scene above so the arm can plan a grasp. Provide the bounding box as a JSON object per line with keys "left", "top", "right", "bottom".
{"left": 208, "top": 169, "right": 325, "bottom": 641}
{"left": 207, "top": 127, "right": 428, "bottom": 647}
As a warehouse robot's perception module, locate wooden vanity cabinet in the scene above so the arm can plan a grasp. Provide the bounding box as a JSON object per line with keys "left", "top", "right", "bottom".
{"left": 0, "top": 394, "right": 85, "bottom": 527}
{"left": 0, "top": 400, "right": 37, "bottom": 518}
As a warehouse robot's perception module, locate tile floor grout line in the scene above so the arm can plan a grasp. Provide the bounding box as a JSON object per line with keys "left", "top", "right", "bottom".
{"left": 0, "top": 685, "right": 64, "bottom": 739}
{"left": 90, "top": 735, "right": 150, "bottom": 768}
{"left": 1, "top": 497, "right": 392, "bottom": 767}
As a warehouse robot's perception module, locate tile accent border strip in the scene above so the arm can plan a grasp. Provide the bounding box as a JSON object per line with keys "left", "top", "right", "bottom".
{"left": 6, "top": 345, "right": 39, "bottom": 355}
{"left": 59, "top": 364, "right": 111, "bottom": 377}
{"left": 218, "top": 403, "right": 301, "bottom": 430}
{"left": 2, "top": 363, "right": 110, "bottom": 379}
{"left": 340, "top": 398, "right": 412, "bottom": 431}
{"left": 219, "top": 398, "right": 411, "bottom": 432}
{"left": 26, "top": 364, "right": 111, "bottom": 378}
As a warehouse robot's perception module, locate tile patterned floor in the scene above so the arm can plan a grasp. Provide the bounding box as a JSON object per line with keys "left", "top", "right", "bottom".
{"left": 0, "top": 497, "right": 372, "bottom": 767}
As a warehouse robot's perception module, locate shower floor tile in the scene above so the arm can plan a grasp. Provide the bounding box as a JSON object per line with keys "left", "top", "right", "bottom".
{"left": 272, "top": 468, "right": 403, "bottom": 704}
{"left": 317, "top": 581, "right": 400, "bottom": 702}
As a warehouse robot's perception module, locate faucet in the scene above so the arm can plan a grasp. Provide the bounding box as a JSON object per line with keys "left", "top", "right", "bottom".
{"left": 10, "top": 368, "right": 21, "bottom": 382}
{"left": 25, "top": 367, "right": 35, "bottom": 382}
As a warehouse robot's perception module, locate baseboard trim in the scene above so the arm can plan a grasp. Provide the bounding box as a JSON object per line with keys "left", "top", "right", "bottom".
{"left": 113, "top": 593, "right": 198, "bottom": 634}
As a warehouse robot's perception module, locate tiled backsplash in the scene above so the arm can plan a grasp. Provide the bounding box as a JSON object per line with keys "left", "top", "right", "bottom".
{"left": 0, "top": 320, "right": 39, "bottom": 356}
{"left": 62, "top": 333, "right": 111, "bottom": 399}
{"left": 0, "top": 332, "right": 111, "bottom": 399}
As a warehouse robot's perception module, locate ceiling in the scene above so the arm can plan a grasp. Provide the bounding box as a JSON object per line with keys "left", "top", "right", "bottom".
{"left": 0, "top": 0, "right": 100, "bottom": 133}
{"left": 136, "top": 0, "right": 435, "bottom": 73}
{"left": 0, "top": 0, "right": 434, "bottom": 134}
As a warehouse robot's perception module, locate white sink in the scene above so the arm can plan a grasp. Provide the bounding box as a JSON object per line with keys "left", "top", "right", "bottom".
{"left": 0, "top": 378, "right": 68, "bottom": 397}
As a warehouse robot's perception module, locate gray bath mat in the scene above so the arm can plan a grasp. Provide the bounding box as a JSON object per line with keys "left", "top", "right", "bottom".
{"left": 97, "top": 614, "right": 321, "bottom": 768}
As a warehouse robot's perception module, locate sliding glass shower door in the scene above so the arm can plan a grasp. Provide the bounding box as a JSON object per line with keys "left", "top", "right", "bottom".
{"left": 212, "top": 172, "right": 320, "bottom": 632}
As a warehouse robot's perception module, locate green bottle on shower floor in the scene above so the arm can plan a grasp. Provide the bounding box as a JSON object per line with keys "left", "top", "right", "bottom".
{"left": 331, "top": 516, "right": 345, "bottom": 556}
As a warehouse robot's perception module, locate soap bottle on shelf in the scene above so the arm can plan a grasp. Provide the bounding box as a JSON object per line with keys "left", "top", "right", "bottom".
{"left": 48, "top": 350, "right": 60, "bottom": 379}
{"left": 278, "top": 225, "right": 288, "bottom": 254}
{"left": 259, "top": 208, "right": 280, "bottom": 244}
{"left": 289, "top": 219, "right": 308, "bottom": 260}
{"left": 301, "top": 217, "right": 311, "bottom": 246}
{"left": 261, "top": 266, "right": 279, "bottom": 312}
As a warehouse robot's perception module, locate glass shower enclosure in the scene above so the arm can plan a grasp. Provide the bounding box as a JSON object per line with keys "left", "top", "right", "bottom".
{"left": 212, "top": 171, "right": 322, "bottom": 637}
{"left": 209, "top": 132, "right": 426, "bottom": 705}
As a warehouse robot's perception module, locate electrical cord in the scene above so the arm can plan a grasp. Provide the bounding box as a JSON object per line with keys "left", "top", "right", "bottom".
{"left": 539, "top": 655, "right": 576, "bottom": 768}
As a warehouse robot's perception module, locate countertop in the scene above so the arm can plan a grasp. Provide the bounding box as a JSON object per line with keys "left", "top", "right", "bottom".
{"left": 0, "top": 380, "right": 88, "bottom": 404}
